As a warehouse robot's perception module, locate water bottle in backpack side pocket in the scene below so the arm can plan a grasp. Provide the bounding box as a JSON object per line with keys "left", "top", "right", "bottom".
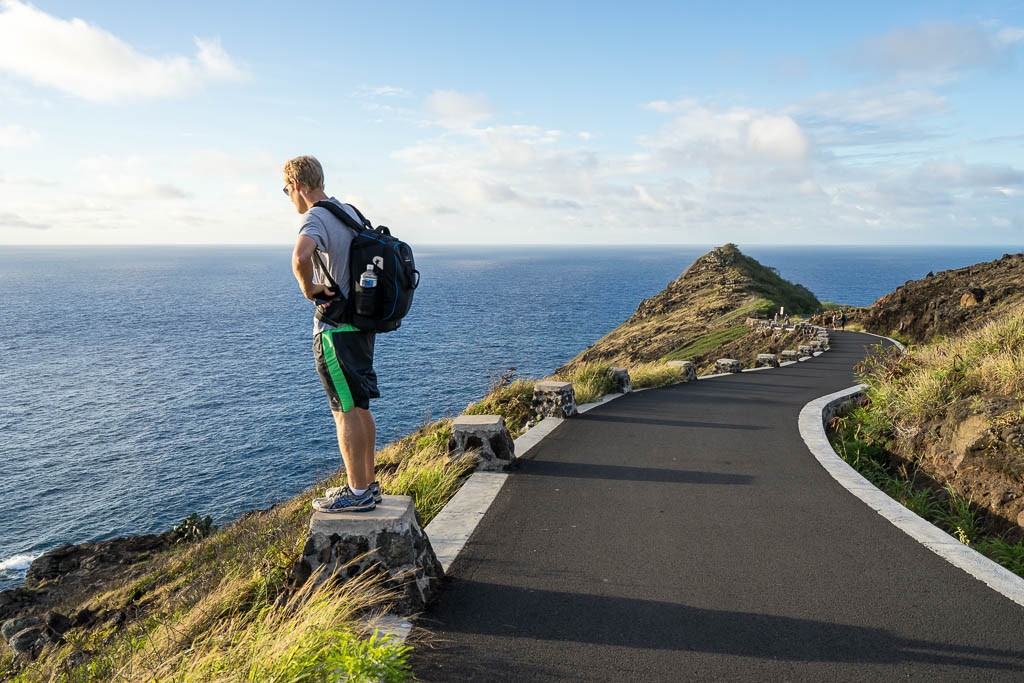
{"left": 355, "top": 263, "right": 377, "bottom": 317}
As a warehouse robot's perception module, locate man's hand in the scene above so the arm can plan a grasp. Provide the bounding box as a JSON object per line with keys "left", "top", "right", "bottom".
{"left": 310, "top": 284, "right": 336, "bottom": 304}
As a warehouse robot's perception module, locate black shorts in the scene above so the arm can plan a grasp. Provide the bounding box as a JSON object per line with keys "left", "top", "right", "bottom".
{"left": 313, "top": 325, "right": 379, "bottom": 412}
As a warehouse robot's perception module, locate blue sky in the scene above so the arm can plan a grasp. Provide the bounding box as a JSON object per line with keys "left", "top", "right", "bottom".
{"left": 0, "top": 1, "right": 1022, "bottom": 245}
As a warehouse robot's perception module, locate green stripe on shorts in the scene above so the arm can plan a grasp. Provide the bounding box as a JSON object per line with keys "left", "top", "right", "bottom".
{"left": 321, "top": 325, "right": 361, "bottom": 412}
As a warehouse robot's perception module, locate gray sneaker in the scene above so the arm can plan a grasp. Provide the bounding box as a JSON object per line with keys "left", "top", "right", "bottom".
{"left": 325, "top": 481, "right": 382, "bottom": 503}
{"left": 312, "top": 486, "right": 376, "bottom": 513}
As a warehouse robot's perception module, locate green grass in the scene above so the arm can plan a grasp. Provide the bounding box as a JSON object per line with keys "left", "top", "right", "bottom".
{"left": 853, "top": 310, "right": 1024, "bottom": 446}
{"left": 554, "top": 363, "right": 617, "bottom": 404}
{"left": 662, "top": 324, "right": 749, "bottom": 362}
{"left": 8, "top": 416, "right": 475, "bottom": 681}
{"left": 725, "top": 244, "right": 819, "bottom": 314}
{"left": 464, "top": 378, "right": 536, "bottom": 436}
{"left": 629, "top": 362, "right": 688, "bottom": 389}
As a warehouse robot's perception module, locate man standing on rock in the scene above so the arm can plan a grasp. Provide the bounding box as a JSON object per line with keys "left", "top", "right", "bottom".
{"left": 284, "top": 155, "right": 381, "bottom": 512}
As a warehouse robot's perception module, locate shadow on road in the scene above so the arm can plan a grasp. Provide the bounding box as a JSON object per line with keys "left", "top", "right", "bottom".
{"left": 418, "top": 580, "right": 1024, "bottom": 672}
{"left": 517, "top": 460, "right": 754, "bottom": 485}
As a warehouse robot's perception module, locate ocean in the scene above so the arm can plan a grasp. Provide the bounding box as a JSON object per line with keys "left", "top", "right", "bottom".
{"left": 0, "top": 244, "right": 1018, "bottom": 589}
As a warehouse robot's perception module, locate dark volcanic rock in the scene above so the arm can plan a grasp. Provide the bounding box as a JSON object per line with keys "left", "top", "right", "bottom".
{"left": 0, "top": 530, "right": 176, "bottom": 653}
{"left": 862, "top": 252, "right": 1024, "bottom": 343}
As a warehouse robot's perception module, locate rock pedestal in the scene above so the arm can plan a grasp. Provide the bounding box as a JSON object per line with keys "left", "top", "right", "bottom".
{"left": 781, "top": 350, "right": 801, "bottom": 362}
{"left": 716, "top": 358, "right": 742, "bottom": 373}
{"left": 666, "top": 360, "right": 697, "bottom": 382}
{"left": 449, "top": 415, "right": 515, "bottom": 471}
{"left": 533, "top": 381, "right": 578, "bottom": 419}
{"left": 293, "top": 496, "right": 442, "bottom": 615}
{"left": 609, "top": 367, "right": 632, "bottom": 394}
{"left": 756, "top": 353, "right": 779, "bottom": 368}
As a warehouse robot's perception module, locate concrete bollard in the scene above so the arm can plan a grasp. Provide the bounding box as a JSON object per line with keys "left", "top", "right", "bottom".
{"left": 781, "top": 350, "right": 801, "bottom": 362}
{"left": 533, "top": 381, "right": 578, "bottom": 419}
{"left": 609, "top": 367, "right": 632, "bottom": 394}
{"left": 295, "top": 497, "right": 443, "bottom": 615}
{"left": 756, "top": 353, "right": 780, "bottom": 368}
{"left": 666, "top": 360, "right": 698, "bottom": 382}
{"left": 716, "top": 358, "right": 742, "bottom": 373}
{"left": 448, "top": 415, "right": 515, "bottom": 471}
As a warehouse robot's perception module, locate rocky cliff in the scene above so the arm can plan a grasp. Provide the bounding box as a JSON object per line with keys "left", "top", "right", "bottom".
{"left": 861, "top": 252, "right": 1024, "bottom": 344}
{"left": 854, "top": 251, "right": 1024, "bottom": 537}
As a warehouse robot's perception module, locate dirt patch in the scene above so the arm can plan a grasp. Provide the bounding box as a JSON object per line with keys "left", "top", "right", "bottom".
{"left": 890, "top": 396, "right": 1024, "bottom": 538}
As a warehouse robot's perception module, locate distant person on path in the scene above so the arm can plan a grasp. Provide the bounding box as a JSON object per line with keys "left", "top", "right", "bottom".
{"left": 284, "top": 155, "right": 381, "bottom": 513}
{"left": 840, "top": 310, "right": 847, "bottom": 330}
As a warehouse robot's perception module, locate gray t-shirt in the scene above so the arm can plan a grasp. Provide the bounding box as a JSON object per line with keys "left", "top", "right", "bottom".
{"left": 298, "top": 197, "right": 359, "bottom": 334}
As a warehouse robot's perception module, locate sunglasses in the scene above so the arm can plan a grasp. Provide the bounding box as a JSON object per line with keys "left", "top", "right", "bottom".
{"left": 282, "top": 184, "right": 292, "bottom": 196}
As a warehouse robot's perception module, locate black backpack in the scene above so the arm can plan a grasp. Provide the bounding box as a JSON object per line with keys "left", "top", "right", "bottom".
{"left": 310, "top": 201, "right": 419, "bottom": 333}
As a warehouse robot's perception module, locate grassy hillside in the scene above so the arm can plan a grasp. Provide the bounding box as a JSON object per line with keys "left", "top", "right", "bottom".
{"left": 2, "top": 243, "right": 824, "bottom": 680}
{"left": 832, "top": 305, "right": 1024, "bottom": 576}
{"left": 562, "top": 243, "right": 819, "bottom": 372}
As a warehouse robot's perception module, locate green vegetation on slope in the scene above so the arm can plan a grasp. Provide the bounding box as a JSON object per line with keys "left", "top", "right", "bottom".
{"left": 830, "top": 409, "right": 1024, "bottom": 578}
{"left": 827, "top": 307, "right": 1024, "bottom": 581}
{"left": 729, "top": 245, "right": 819, "bottom": 315}
{"left": 663, "top": 325, "right": 749, "bottom": 362}
{"left": 562, "top": 244, "right": 820, "bottom": 371}
{"left": 5, "top": 243, "right": 831, "bottom": 680}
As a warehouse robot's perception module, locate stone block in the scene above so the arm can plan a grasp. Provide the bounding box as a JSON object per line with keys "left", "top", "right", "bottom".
{"left": 449, "top": 415, "right": 515, "bottom": 471}
{"left": 716, "top": 358, "right": 742, "bottom": 373}
{"left": 781, "top": 350, "right": 801, "bottom": 362}
{"left": 666, "top": 360, "right": 697, "bottom": 382}
{"left": 809, "top": 340, "right": 822, "bottom": 351}
{"left": 294, "top": 496, "right": 442, "bottom": 615}
{"left": 755, "top": 353, "right": 779, "bottom": 368}
{"left": 799, "top": 345, "right": 813, "bottom": 356}
{"left": 533, "top": 381, "right": 578, "bottom": 419}
{"left": 609, "top": 367, "right": 632, "bottom": 393}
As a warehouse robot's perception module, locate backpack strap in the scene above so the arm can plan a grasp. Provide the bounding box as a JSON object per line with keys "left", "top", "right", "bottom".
{"left": 313, "top": 200, "right": 371, "bottom": 234}
{"left": 308, "top": 200, "right": 373, "bottom": 294}
{"left": 311, "top": 250, "right": 341, "bottom": 292}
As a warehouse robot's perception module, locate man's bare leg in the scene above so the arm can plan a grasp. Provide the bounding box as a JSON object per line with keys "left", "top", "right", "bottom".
{"left": 359, "top": 408, "right": 376, "bottom": 483}
{"left": 333, "top": 408, "right": 373, "bottom": 490}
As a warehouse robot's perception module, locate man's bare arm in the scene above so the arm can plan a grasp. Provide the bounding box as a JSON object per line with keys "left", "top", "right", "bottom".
{"left": 292, "top": 235, "right": 334, "bottom": 301}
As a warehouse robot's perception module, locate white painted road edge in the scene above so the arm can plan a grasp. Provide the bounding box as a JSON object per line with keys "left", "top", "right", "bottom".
{"left": 424, "top": 395, "right": 629, "bottom": 574}
{"left": 799, "top": 384, "right": 1024, "bottom": 609}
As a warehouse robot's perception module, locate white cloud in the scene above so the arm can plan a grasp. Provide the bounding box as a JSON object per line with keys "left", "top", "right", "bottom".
{"left": 917, "top": 160, "right": 1024, "bottom": 189}
{"left": 355, "top": 85, "right": 413, "bottom": 99}
{"left": 850, "top": 21, "right": 1023, "bottom": 74}
{"left": 792, "top": 87, "right": 947, "bottom": 125}
{"left": 425, "top": 90, "right": 492, "bottom": 130}
{"left": 0, "top": 210, "right": 47, "bottom": 229}
{"left": 78, "top": 155, "right": 190, "bottom": 200}
{"left": 641, "top": 101, "right": 810, "bottom": 168}
{"left": 747, "top": 116, "right": 808, "bottom": 162}
{"left": 0, "top": 122, "right": 39, "bottom": 147}
{"left": 0, "top": 0, "right": 248, "bottom": 103}
{"left": 996, "top": 27, "right": 1024, "bottom": 46}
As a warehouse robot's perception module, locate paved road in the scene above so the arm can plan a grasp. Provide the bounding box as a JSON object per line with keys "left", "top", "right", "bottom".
{"left": 410, "top": 332, "right": 1024, "bottom": 681}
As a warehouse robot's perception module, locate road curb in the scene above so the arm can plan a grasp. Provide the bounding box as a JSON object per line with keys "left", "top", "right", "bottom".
{"left": 799, "top": 384, "right": 1024, "bottom": 609}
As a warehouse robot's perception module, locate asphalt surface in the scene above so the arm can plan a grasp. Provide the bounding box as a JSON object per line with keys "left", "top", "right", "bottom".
{"left": 410, "top": 332, "right": 1024, "bottom": 681}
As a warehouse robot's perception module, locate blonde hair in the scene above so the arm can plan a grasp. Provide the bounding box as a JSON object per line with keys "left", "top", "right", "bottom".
{"left": 283, "top": 155, "right": 324, "bottom": 192}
